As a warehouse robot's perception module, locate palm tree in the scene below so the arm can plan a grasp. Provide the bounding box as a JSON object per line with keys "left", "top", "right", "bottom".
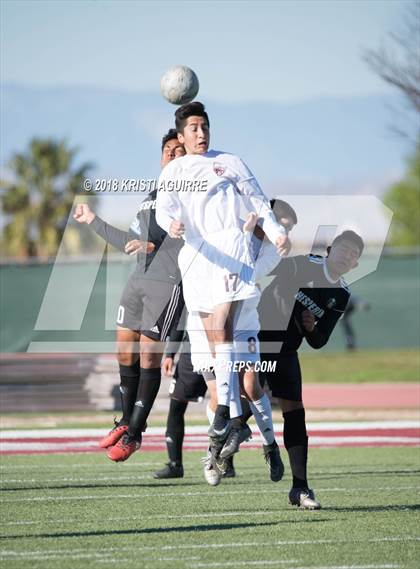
{"left": 1, "top": 138, "right": 93, "bottom": 258}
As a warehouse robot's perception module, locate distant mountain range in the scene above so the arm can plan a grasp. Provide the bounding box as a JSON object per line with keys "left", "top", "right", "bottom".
{"left": 2, "top": 84, "right": 409, "bottom": 196}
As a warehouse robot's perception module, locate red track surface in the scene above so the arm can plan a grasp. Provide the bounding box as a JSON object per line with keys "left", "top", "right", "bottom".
{"left": 302, "top": 383, "right": 420, "bottom": 408}
{"left": 2, "top": 423, "right": 419, "bottom": 455}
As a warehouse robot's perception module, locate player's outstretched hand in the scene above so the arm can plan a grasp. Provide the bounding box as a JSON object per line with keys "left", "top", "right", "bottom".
{"left": 169, "top": 220, "right": 185, "bottom": 239}
{"left": 301, "top": 310, "right": 316, "bottom": 332}
{"left": 243, "top": 212, "right": 259, "bottom": 232}
{"left": 162, "top": 356, "right": 175, "bottom": 377}
{"left": 276, "top": 234, "right": 292, "bottom": 256}
{"left": 73, "top": 203, "right": 95, "bottom": 225}
{"left": 125, "top": 240, "right": 155, "bottom": 255}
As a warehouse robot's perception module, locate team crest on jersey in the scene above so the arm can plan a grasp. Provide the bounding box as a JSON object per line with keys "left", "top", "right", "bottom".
{"left": 213, "top": 162, "right": 226, "bottom": 176}
{"left": 327, "top": 298, "right": 337, "bottom": 309}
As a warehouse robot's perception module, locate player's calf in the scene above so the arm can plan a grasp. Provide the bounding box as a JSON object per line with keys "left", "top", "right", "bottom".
{"left": 263, "top": 440, "right": 284, "bottom": 482}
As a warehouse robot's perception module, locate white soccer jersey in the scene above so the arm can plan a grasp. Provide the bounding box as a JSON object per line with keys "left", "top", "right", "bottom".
{"left": 155, "top": 150, "right": 285, "bottom": 245}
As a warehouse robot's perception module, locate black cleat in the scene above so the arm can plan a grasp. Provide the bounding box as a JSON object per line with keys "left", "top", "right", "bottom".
{"left": 153, "top": 462, "right": 184, "bottom": 479}
{"left": 222, "top": 456, "right": 236, "bottom": 478}
{"left": 219, "top": 424, "right": 242, "bottom": 459}
{"left": 289, "top": 487, "right": 321, "bottom": 510}
{"left": 208, "top": 421, "right": 231, "bottom": 441}
{"left": 238, "top": 423, "right": 252, "bottom": 444}
{"left": 263, "top": 441, "right": 284, "bottom": 482}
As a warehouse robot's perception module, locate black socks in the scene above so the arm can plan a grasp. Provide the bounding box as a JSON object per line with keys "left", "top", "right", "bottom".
{"left": 240, "top": 397, "right": 253, "bottom": 423}
{"left": 118, "top": 360, "right": 140, "bottom": 425}
{"left": 128, "top": 367, "right": 161, "bottom": 439}
{"left": 213, "top": 404, "right": 230, "bottom": 432}
{"left": 283, "top": 408, "right": 308, "bottom": 488}
{"left": 166, "top": 398, "right": 188, "bottom": 465}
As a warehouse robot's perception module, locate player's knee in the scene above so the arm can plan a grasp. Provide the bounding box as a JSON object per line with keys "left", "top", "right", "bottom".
{"left": 279, "top": 399, "right": 304, "bottom": 413}
{"left": 213, "top": 330, "right": 232, "bottom": 343}
{"left": 140, "top": 352, "right": 162, "bottom": 368}
{"left": 117, "top": 351, "right": 138, "bottom": 366}
{"left": 139, "top": 334, "right": 162, "bottom": 368}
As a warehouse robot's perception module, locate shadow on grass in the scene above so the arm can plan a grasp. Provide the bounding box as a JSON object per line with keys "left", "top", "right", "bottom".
{"left": 1, "top": 518, "right": 330, "bottom": 540}
{"left": 1, "top": 481, "right": 206, "bottom": 492}
{"left": 314, "top": 469, "right": 420, "bottom": 480}
{"left": 324, "top": 504, "right": 420, "bottom": 513}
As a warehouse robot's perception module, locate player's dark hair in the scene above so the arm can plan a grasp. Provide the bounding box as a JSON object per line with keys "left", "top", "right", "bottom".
{"left": 161, "top": 128, "right": 179, "bottom": 151}
{"left": 175, "top": 101, "right": 210, "bottom": 133}
{"left": 329, "top": 230, "right": 364, "bottom": 256}
{"left": 270, "top": 199, "right": 298, "bottom": 225}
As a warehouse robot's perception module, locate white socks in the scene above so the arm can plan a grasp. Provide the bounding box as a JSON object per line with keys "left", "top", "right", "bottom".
{"left": 229, "top": 372, "right": 242, "bottom": 419}
{"left": 206, "top": 403, "right": 215, "bottom": 425}
{"left": 214, "top": 343, "right": 235, "bottom": 407}
{"left": 250, "top": 394, "right": 275, "bottom": 445}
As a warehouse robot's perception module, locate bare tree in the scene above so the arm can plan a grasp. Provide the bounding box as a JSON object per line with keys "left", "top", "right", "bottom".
{"left": 364, "top": 1, "right": 420, "bottom": 137}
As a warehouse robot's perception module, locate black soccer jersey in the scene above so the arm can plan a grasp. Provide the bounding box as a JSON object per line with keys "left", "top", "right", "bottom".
{"left": 258, "top": 255, "right": 350, "bottom": 353}
{"left": 90, "top": 189, "right": 182, "bottom": 282}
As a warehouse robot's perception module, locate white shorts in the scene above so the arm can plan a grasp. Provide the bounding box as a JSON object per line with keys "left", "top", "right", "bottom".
{"left": 187, "top": 301, "right": 260, "bottom": 372}
{"left": 186, "top": 312, "right": 215, "bottom": 373}
{"left": 233, "top": 299, "right": 260, "bottom": 364}
{"left": 179, "top": 228, "right": 259, "bottom": 313}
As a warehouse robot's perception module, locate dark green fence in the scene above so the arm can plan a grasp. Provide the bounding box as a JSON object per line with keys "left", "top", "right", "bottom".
{"left": 1, "top": 255, "right": 419, "bottom": 353}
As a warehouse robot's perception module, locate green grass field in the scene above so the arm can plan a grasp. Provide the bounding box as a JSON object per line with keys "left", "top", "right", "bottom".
{"left": 299, "top": 348, "right": 420, "bottom": 382}
{"left": 1, "top": 447, "right": 419, "bottom": 569}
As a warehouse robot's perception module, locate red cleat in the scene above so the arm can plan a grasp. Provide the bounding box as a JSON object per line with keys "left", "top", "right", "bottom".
{"left": 98, "top": 421, "right": 129, "bottom": 449}
{"left": 107, "top": 433, "right": 141, "bottom": 462}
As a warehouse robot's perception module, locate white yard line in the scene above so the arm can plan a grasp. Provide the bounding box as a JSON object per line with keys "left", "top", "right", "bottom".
{"left": 0, "top": 462, "right": 160, "bottom": 469}
{"left": 2, "top": 510, "right": 287, "bottom": 526}
{"left": 2, "top": 485, "right": 420, "bottom": 503}
{"left": 281, "top": 566, "right": 401, "bottom": 569}
{"left": 1, "top": 539, "right": 418, "bottom": 560}
{"left": 190, "top": 561, "right": 299, "bottom": 568}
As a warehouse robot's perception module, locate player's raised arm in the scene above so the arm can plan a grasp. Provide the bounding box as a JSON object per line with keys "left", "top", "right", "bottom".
{"left": 234, "top": 159, "right": 289, "bottom": 251}
{"left": 73, "top": 203, "right": 141, "bottom": 254}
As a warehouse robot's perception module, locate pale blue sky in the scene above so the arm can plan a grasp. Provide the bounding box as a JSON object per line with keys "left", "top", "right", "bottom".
{"left": 1, "top": 0, "right": 408, "bottom": 103}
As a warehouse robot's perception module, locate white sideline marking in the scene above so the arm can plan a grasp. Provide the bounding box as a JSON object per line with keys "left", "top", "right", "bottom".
{"left": 1, "top": 421, "right": 419, "bottom": 438}
{"left": 2, "top": 485, "right": 419, "bottom": 503}
{"left": 1, "top": 465, "right": 418, "bottom": 475}
{"left": 0, "top": 487, "right": 417, "bottom": 503}
{"left": 189, "top": 564, "right": 399, "bottom": 569}
{"left": 2, "top": 420, "right": 419, "bottom": 454}
{"left": 2, "top": 435, "right": 419, "bottom": 452}
{"left": 1, "top": 539, "right": 419, "bottom": 559}
{"left": 283, "top": 566, "right": 400, "bottom": 569}
{"left": 98, "top": 557, "right": 201, "bottom": 566}
{"left": 0, "top": 462, "right": 160, "bottom": 470}
{"left": 190, "top": 561, "right": 299, "bottom": 567}
{"left": 2, "top": 510, "right": 286, "bottom": 526}
{"left": 307, "top": 436, "right": 419, "bottom": 445}
{"left": 4, "top": 474, "right": 171, "bottom": 484}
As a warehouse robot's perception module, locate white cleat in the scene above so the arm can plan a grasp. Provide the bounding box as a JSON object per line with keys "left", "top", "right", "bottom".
{"left": 202, "top": 451, "right": 222, "bottom": 486}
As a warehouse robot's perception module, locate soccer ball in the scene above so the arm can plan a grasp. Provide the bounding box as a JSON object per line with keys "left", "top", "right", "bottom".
{"left": 160, "top": 65, "right": 199, "bottom": 105}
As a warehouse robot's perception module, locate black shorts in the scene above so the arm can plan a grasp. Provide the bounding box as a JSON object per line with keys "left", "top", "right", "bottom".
{"left": 116, "top": 273, "right": 181, "bottom": 341}
{"left": 169, "top": 350, "right": 208, "bottom": 402}
{"left": 261, "top": 351, "right": 302, "bottom": 401}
